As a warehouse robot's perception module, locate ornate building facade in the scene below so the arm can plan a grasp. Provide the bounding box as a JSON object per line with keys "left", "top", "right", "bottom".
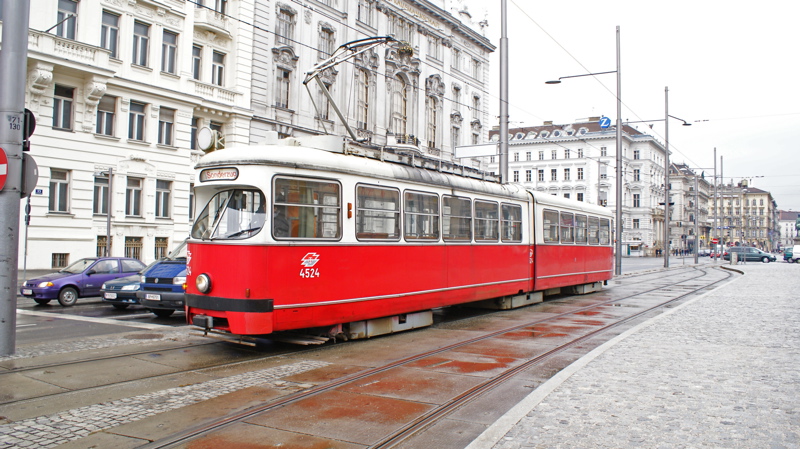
{"left": 15, "top": 0, "right": 492, "bottom": 269}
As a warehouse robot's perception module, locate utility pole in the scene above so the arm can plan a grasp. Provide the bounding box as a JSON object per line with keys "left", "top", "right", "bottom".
{"left": 0, "top": 1, "right": 31, "bottom": 356}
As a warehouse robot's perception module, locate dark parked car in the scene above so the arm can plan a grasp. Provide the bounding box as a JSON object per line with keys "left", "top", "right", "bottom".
{"left": 101, "top": 274, "right": 142, "bottom": 309}
{"left": 21, "top": 257, "right": 146, "bottom": 306}
{"left": 722, "top": 246, "right": 776, "bottom": 263}
{"left": 136, "top": 241, "right": 187, "bottom": 318}
{"left": 784, "top": 247, "right": 794, "bottom": 263}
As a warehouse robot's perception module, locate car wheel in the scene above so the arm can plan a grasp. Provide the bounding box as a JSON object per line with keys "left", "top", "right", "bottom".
{"left": 112, "top": 304, "right": 130, "bottom": 310}
{"left": 58, "top": 287, "right": 79, "bottom": 307}
{"left": 761, "top": 257, "right": 770, "bottom": 263}
{"left": 34, "top": 298, "right": 51, "bottom": 305}
{"left": 152, "top": 308, "right": 174, "bottom": 318}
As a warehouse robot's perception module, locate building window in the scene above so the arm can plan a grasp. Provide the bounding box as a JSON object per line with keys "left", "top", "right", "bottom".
{"left": 128, "top": 101, "right": 146, "bottom": 141}
{"left": 162, "top": 30, "right": 178, "bottom": 74}
{"left": 319, "top": 27, "right": 335, "bottom": 59}
{"left": 101, "top": 11, "right": 120, "bottom": 58}
{"left": 126, "top": 177, "right": 143, "bottom": 217}
{"left": 525, "top": 170, "right": 532, "bottom": 182}
{"left": 578, "top": 148, "right": 584, "bottom": 158}
{"left": 526, "top": 152, "right": 531, "bottom": 161}
{"left": 472, "top": 96, "right": 480, "bottom": 120}
{"left": 577, "top": 193, "right": 584, "bottom": 202}
{"left": 53, "top": 85, "right": 74, "bottom": 131}
{"left": 551, "top": 150, "right": 557, "bottom": 160}
{"left": 213, "top": 0, "right": 227, "bottom": 14}
{"left": 276, "top": 69, "right": 290, "bottom": 109}
{"left": 316, "top": 82, "right": 332, "bottom": 120}
{"left": 426, "top": 96, "right": 438, "bottom": 150}
{"left": 634, "top": 169, "right": 640, "bottom": 181}
{"left": 277, "top": 9, "right": 295, "bottom": 46}
{"left": 158, "top": 107, "right": 175, "bottom": 146}
{"left": 452, "top": 86, "right": 461, "bottom": 112}
{"left": 551, "top": 169, "right": 557, "bottom": 181}
{"left": 56, "top": 0, "right": 77, "bottom": 40}
{"left": 133, "top": 21, "right": 150, "bottom": 67}
{"left": 212, "top": 51, "right": 225, "bottom": 86}
{"left": 427, "top": 35, "right": 440, "bottom": 60}
{"left": 357, "top": 0, "right": 373, "bottom": 26}
{"left": 471, "top": 132, "right": 479, "bottom": 145}
{"left": 155, "top": 180, "right": 171, "bottom": 218}
{"left": 190, "top": 117, "right": 198, "bottom": 150}
{"left": 391, "top": 76, "right": 408, "bottom": 135}
{"left": 565, "top": 149, "right": 571, "bottom": 159}
{"left": 52, "top": 253, "right": 69, "bottom": 269}
{"left": 96, "top": 95, "right": 116, "bottom": 136}
{"left": 451, "top": 126, "right": 460, "bottom": 148}
{"left": 93, "top": 176, "right": 109, "bottom": 215}
{"left": 633, "top": 193, "right": 641, "bottom": 208}
{"left": 192, "top": 45, "right": 202, "bottom": 80}
{"left": 538, "top": 170, "right": 544, "bottom": 182}
{"left": 125, "top": 237, "right": 143, "bottom": 260}
{"left": 155, "top": 237, "right": 169, "bottom": 260}
{"left": 471, "top": 58, "right": 480, "bottom": 79}
{"left": 513, "top": 152, "right": 519, "bottom": 162}
{"left": 49, "top": 169, "right": 70, "bottom": 213}
{"left": 601, "top": 146, "right": 607, "bottom": 157}
{"left": 356, "top": 69, "right": 369, "bottom": 129}
{"left": 633, "top": 218, "right": 640, "bottom": 229}
{"left": 577, "top": 167, "right": 584, "bottom": 180}
{"left": 634, "top": 149, "right": 640, "bottom": 160}
{"left": 513, "top": 170, "right": 519, "bottom": 182}
{"left": 97, "top": 236, "right": 112, "bottom": 257}
{"left": 564, "top": 168, "right": 570, "bottom": 181}
{"left": 538, "top": 151, "right": 544, "bottom": 161}
{"left": 452, "top": 48, "right": 461, "bottom": 71}
{"left": 564, "top": 193, "right": 570, "bottom": 199}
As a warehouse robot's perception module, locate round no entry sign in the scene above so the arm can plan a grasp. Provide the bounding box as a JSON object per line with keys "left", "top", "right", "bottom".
{"left": 0, "top": 148, "right": 7, "bottom": 192}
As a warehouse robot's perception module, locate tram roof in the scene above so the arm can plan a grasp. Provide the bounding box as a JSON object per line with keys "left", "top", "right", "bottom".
{"left": 196, "top": 136, "right": 530, "bottom": 200}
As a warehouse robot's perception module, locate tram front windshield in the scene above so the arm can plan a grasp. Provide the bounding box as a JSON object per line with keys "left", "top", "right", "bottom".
{"left": 192, "top": 189, "right": 266, "bottom": 240}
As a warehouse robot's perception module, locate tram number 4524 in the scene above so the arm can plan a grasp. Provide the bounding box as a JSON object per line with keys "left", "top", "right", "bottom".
{"left": 300, "top": 268, "right": 320, "bottom": 279}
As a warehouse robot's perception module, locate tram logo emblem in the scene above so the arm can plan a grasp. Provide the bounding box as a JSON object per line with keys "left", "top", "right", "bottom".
{"left": 301, "top": 253, "right": 320, "bottom": 267}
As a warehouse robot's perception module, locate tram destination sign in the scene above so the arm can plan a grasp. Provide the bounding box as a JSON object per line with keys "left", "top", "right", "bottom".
{"left": 200, "top": 167, "right": 239, "bottom": 182}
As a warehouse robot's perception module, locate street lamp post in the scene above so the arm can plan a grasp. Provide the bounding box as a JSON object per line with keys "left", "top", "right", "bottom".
{"left": 546, "top": 26, "right": 622, "bottom": 275}
{"left": 95, "top": 168, "right": 114, "bottom": 257}
{"left": 661, "top": 87, "right": 693, "bottom": 268}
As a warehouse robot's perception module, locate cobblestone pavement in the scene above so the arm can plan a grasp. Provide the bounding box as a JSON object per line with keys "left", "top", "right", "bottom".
{"left": 468, "top": 263, "right": 800, "bottom": 449}
{"left": 0, "top": 360, "right": 329, "bottom": 448}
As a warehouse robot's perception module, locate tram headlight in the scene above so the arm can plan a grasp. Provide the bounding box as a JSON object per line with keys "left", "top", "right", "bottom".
{"left": 196, "top": 273, "right": 212, "bottom": 293}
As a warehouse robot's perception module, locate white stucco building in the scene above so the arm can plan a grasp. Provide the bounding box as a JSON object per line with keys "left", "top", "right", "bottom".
{"left": 488, "top": 119, "right": 669, "bottom": 256}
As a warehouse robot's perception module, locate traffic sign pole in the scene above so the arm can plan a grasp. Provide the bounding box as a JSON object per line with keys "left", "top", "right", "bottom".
{"left": 0, "top": 0, "right": 31, "bottom": 356}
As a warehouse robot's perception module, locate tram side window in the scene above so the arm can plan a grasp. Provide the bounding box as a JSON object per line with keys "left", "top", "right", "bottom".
{"left": 356, "top": 185, "right": 400, "bottom": 240}
{"left": 474, "top": 200, "right": 499, "bottom": 241}
{"left": 543, "top": 209, "right": 559, "bottom": 243}
{"left": 575, "top": 214, "right": 588, "bottom": 243}
{"left": 404, "top": 191, "right": 440, "bottom": 240}
{"left": 501, "top": 204, "right": 522, "bottom": 242}
{"left": 588, "top": 216, "right": 600, "bottom": 244}
{"left": 599, "top": 218, "right": 611, "bottom": 245}
{"left": 274, "top": 177, "right": 341, "bottom": 240}
{"left": 560, "top": 212, "right": 575, "bottom": 243}
{"left": 191, "top": 189, "right": 266, "bottom": 240}
{"left": 443, "top": 196, "right": 472, "bottom": 241}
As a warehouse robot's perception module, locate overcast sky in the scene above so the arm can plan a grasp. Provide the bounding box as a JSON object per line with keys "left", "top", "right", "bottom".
{"left": 467, "top": 0, "right": 800, "bottom": 211}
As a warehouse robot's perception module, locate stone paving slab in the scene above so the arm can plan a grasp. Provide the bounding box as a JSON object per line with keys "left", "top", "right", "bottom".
{"left": 467, "top": 264, "right": 800, "bottom": 449}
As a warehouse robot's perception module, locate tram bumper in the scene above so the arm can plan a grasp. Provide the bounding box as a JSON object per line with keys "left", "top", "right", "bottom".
{"left": 186, "top": 294, "right": 274, "bottom": 335}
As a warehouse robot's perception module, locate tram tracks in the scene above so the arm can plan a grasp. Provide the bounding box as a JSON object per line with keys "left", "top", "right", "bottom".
{"left": 140, "top": 265, "right": 735, "bottom": 449}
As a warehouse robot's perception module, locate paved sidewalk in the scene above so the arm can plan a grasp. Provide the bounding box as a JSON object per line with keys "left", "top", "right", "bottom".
{"left": 468, "top": 263, "right": 799, "bottom": 448}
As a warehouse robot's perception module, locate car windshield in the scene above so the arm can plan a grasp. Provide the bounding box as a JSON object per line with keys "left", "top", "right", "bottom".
{"left": 191, "top": 189, "right": 266, "bottom": 240}
{"left": 59, "top": 258, "right": 97, "bottom": 274}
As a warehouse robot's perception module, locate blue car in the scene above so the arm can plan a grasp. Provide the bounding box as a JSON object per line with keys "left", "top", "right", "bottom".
{"left": 136, "top": 241, "right": 187, "bottom": 318}
{"left": 21, "top": 257, "right": 146, "bottom": 306}
{"left": 101, "top": 274, "right": 143, "bottom": 310}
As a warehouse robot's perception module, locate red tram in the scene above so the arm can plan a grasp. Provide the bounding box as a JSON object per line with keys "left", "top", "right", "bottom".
{"left": 185, "top": 134, "right": 613, "bottom": 343}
